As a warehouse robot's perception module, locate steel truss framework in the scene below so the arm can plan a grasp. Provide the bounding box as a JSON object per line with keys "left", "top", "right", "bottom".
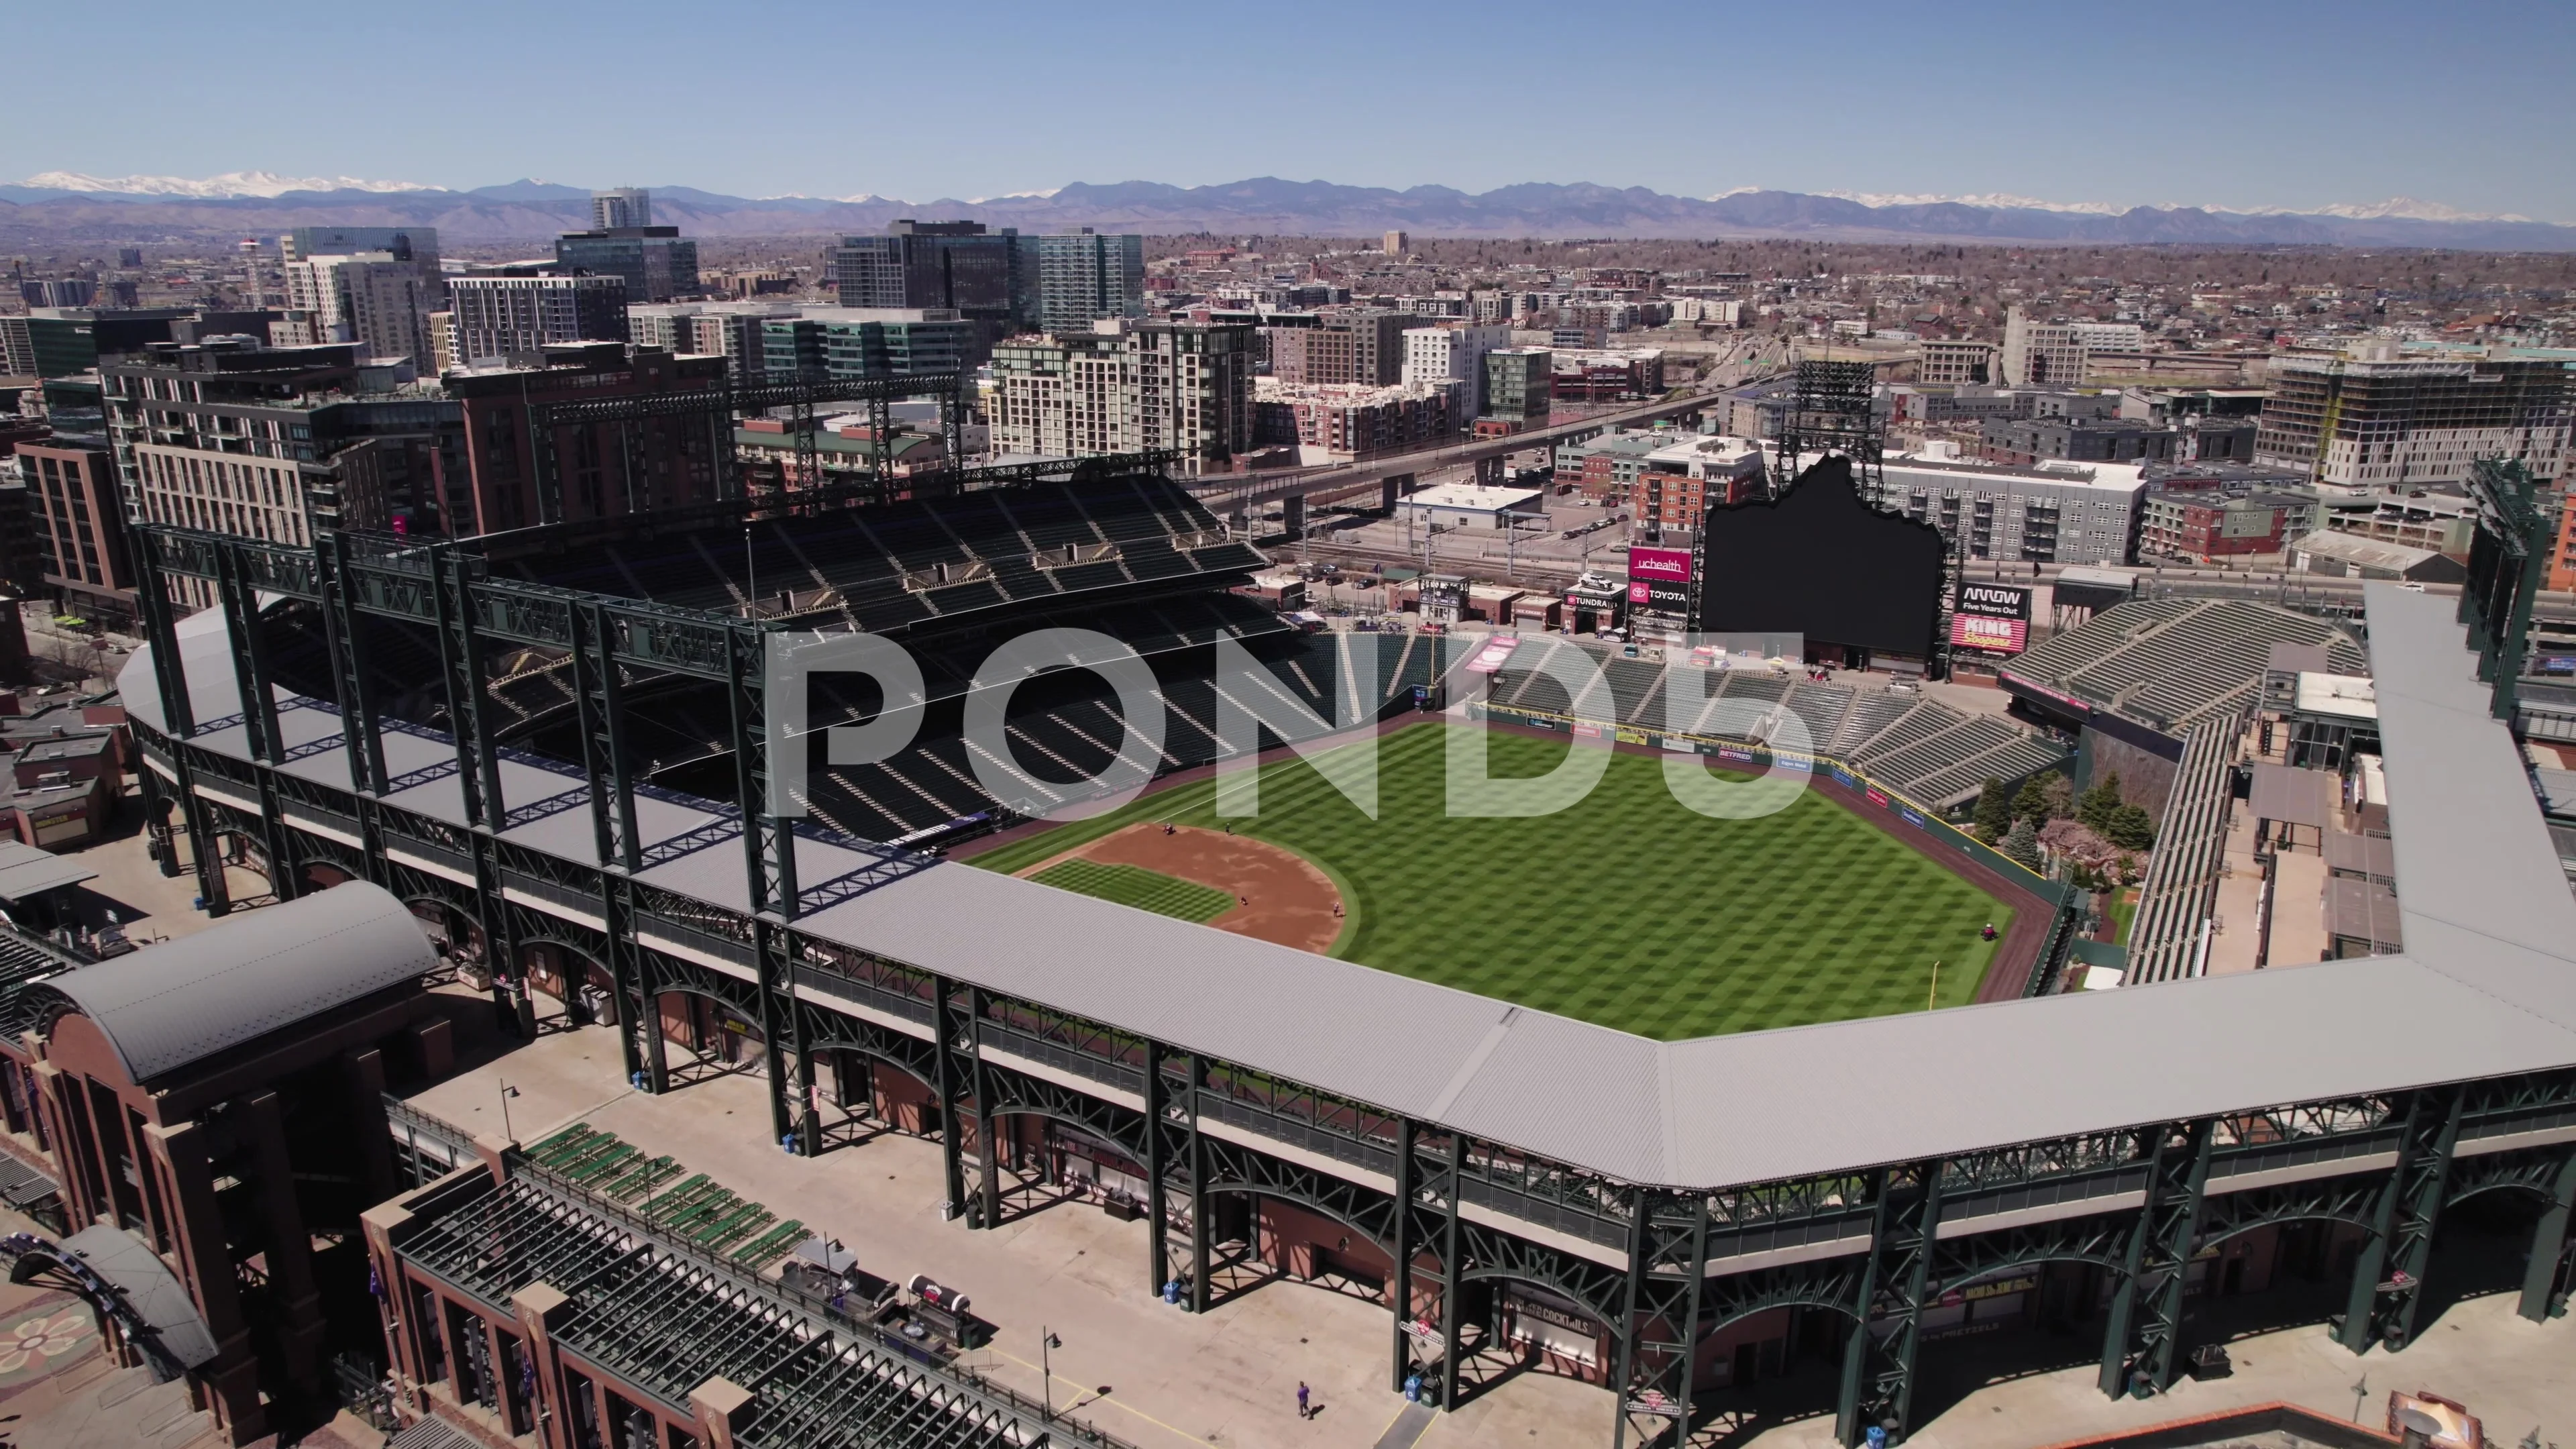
{"left": 524, "top": 368, "right": 971, "bottom": 525}
{"left": 132, "top": 525, "right": 2576, "bottom": 1448}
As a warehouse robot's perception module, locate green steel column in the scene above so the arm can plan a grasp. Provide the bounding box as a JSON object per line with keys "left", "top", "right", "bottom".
{"left": 1187, "top": 1055, "right": 1210, "bottom": 1313}
{"left": 1838, "top": 1161, "right": 1945, "bottom": 1446}
{"left": 134, "top": 536, "right": 195, "bottom": 737}
{"left": 1389, "top": 1116, "right": 1417, "bottom": 1393}
{"left": 1670, "top": 1197, "right": 1712, "bottom": 1444}
{"left": 971, "top": 988, "right": 1001, "bottom": 1229}
{"left": 751, "top": 916, "right": 792, "bottom": 1148}
{"left": 1835, "top": 1167, "right": 1893, "bottom": 1446}
{"left": 1436, "top": 1134, "right": 1465, "bottom": 1409}
{"left": 640, "top": 947, "right": 670, "bottom": 1093}
{"left": 2518, "top": 1148, "right": 2576, "bottom": 1323}
{"left": 2343, "top": 1087, "right": 2463, "bottom": 1352}
{"left": 1610, "top": 1190, "right": 1652, "bottom": 1449}
{"left": 2129, "top": 1120, "right": 2216, "bottom": 1393}
{"left": 934, "top": 975, "right": 967, "bottom": 1220}
{"left": 1145, "top": 1040, "right": 1171, "bottom": 1298}
{"left": 599, "top": 869, "right": 644, "bottom": 1085}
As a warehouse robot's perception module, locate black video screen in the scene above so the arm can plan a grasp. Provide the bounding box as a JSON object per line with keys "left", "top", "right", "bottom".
{"left": 1696, "top": 457, "right": 1945, "bottom": 657}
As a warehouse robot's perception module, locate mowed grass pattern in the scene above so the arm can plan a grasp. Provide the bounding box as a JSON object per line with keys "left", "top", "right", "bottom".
{"left": 1032, "top": 860, "right": 1236, "bottom": 923}
{"left": 973, "top": 724, "right": 2008, "bottom": 1040}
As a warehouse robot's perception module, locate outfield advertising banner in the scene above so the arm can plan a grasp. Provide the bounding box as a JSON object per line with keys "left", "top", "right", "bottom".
{"left": 1626, "top": 546, "right": 1694, "bottom": 610}
{"left": 1952, "top": 582, "right": 2034, "bottom": 656}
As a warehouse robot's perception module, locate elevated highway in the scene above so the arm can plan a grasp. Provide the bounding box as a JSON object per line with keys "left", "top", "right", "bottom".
{"left": 1197, "top": 370, "right": 1783, "bottom": 517}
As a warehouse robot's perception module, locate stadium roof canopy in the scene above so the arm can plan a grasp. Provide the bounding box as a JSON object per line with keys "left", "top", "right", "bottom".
{"left": 119, "top": 589, "right": 2576, "bottom": 1191}
{"left": 32, "top": 881, "right": 434, "bottom": 1083}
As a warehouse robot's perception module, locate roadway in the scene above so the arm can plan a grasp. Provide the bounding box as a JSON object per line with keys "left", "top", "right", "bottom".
{"left": 1195, "top": 338, "right": 1788, "bottom": 515}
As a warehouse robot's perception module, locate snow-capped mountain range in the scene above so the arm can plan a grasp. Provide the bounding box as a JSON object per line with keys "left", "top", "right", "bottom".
{"left": 1808, "top": 190, "right": 2532, "bottom": 223}
{"left": 3, "top": 172, "right": 2568, "bottom": 248}
{"left": 21, "top": 170, "right": 440, "bottom": 198}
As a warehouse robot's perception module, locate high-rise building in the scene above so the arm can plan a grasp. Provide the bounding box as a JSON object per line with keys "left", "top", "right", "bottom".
{"left": 426, "top": 311, "right": 460, "bottom": 376}
{"left": 555, "top": 227, "right": 699, "bottom": 303}
{"left": 287, "top": 224, "right": 443, "bottom": 283}
{"left": 1035, "top": 229, "right": 1145, "bottom": 334}
{"left": 2255, "top": 343, "right": 2571, "bottom": 488}
{"left": 991, "top": 321, "right": 1253, "bottom": 475}
{"left": 2000, "top": 307, "right": 2145, "bottom": 386}
{"left": 1383, "top": 230, "right": 1408, "bottom": 256}
{"left": 1266, "top": 309, "right": 1421, "bottom": 386}
{"left": 760, "top": 309, "right": 972, "bottom": 383}
{"left": 282, "top": 253, "right": 433, "bottom": 368}
{"left": 18, "top": 279, "right": 94, "bottom": 309}
{"left": 447, "top": 274, "right": 629, "bottom": 363}
{"left": 830, "top": 221, "right": 1031, "bottom": 328}
{"left": 1254, "top": 380, "right": 1459, "bottom": 457}
{"left": 1916, "top": 339, "right": 1997, "bottom": 386}
{"left": 1401, "top": 322, "right": 1510, "bottom": 421}
{"left": 1483, "top": 347, "right": 1554, "bottom": 427}
{"left": 102, "top": 338, "right": 462, "bottom": 576}
{"left": 592, "top": 187, "right": 652, "bottom": 230}
{"left": 1882, "top": 447, "right": 2146, "bottom": 565}
{"left": 1, "top": 307, "right": 265, "bottom": 380}
{"left": 443, "top": 345, "right": 727, "bottom": 532}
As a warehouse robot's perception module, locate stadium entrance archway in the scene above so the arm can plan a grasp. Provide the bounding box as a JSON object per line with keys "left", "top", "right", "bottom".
{"left": 518, "top": 938, "right": 618, "bottom": 1032}
{"left": 654, "top": 988, "right": 765, "bottom": 1085}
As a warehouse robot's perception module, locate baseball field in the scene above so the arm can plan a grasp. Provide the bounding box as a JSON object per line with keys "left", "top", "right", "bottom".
{"left": 965, "top": 722, "right": 2012, "bottom": 1040}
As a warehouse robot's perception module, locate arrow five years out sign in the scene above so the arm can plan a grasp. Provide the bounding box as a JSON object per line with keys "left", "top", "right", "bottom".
{"left": 1951, "top": 581, "right": 2033, "bottom": 655}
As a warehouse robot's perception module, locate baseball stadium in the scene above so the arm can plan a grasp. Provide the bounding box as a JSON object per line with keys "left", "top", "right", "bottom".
{"left": 107, "top": 377, "right": 2576, "bottom": 1449}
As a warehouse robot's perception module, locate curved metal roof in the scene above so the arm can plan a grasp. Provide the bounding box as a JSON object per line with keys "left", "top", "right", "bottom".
{"left": 60, "top": 1224, "right": 219, "bottom": 1370}
{"left": 38, "top": 881, "right": 435, "bottom": 1083}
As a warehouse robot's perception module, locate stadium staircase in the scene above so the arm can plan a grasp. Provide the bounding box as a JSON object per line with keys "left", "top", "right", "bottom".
{"left": 2123, "top": 716, "right": 2246, "bottom": 984}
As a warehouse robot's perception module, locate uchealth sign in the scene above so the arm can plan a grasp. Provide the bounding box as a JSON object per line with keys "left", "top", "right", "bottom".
{"left": 1952, "top": 581, "right": 2033, "bottom": 655}
{"left": 1626, "top": 546, "right": 1693, "bottom": 610}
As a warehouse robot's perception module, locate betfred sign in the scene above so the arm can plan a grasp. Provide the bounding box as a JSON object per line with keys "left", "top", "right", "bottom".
{"left": 1952, "top": 582, "right": 2033, "bottom": 655}
{"left": 1626, "top": 547, "right": 1693, "bottom": 611}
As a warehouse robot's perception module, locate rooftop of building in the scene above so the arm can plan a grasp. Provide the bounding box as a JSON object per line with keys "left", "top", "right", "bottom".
{"left": 1880, "top": 445, "right": 2147, "bottom": 494}
{"left": 25, "top": 881, "right": 433, "bottom": 1084}
{"left": 1397, "top": 482, "right": 1546, "bottom": 511}
{"left": 1551, "top": 347, "right": 1664, "bottom": 366}
{"left": 1252, "top": 379, "right": 1456, "bottom": 404}
{"left": 2286, "top": 529, "right": 2453, "bottom": 572}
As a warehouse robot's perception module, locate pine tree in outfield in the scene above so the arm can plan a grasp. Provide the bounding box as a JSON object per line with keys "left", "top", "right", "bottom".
{"left": 2104, "top": 802, "right": 2157, "bottom": 852}
{"left": 2078, "top": 772, "right": 2125, "bottom": 835}
{"left": 2012, "top": 775, "right": 2052, "bottom": 823}
{"left": 1973, "top": 777, "right": 2013, "bottom": 841}
{"left": 2002, "top": 816, "right": 2043, "bottom": 869}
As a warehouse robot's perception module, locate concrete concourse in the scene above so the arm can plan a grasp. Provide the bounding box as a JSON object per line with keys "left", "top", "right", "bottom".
{"left": 405, "top": 1025, "right": 2575, "bottom": 1449}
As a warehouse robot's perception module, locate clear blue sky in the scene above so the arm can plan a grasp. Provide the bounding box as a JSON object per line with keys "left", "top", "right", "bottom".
{"left": 17, "top": 0, "right": 2576, "bottom": 220}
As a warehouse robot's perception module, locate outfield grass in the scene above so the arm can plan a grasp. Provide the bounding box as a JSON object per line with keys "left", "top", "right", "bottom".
{"left": 2105, "top": 887, "right": 2139, "bottom": 946}
{"left": 1032, "top": 860, "right": 1236, "bottom": 923}
{"left": 975, "top": 724, "right": 2009, "bottom": 1040}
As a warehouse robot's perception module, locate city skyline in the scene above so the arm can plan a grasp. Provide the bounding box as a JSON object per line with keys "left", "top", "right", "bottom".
{"left": 15, "top": 0, "right": 2576, "bottom": 223}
